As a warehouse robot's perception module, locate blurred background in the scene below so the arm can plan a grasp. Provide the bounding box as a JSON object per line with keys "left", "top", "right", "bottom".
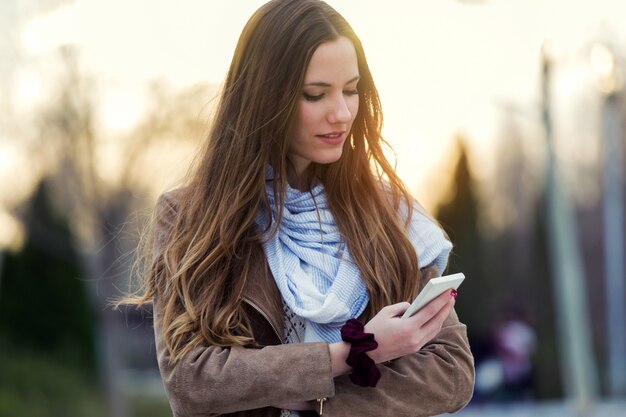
{"left": 1, "top": 0, "right": 626, "bottom": 416}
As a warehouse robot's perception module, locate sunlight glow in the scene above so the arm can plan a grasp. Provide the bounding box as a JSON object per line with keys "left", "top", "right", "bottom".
{"left": 15, "top": 69, "right": 45, "bottom": 110}
{"left": 590, "top": 43, "right": 623, "bottom": 95}
{"left": 0, "top": 143, "right": 42, "bottom": 207}
{"left": 99, "top": 85, "right": 146, "bottom": 134}
{"left": 0, "top": 142, "right": 37, "bottom": 250}
{"left": 21, "top": 3, "right": 77, "bottom": 53}
{"left": 12, "top": 0, "right": 626, "bottom": 222}
{"left": 0, "top": 210, "right": 24, "bottom": 252}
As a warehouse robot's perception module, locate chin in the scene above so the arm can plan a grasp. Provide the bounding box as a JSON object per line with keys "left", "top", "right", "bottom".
{"left": 314, "top": 150, "right": 344, "bottom": 165}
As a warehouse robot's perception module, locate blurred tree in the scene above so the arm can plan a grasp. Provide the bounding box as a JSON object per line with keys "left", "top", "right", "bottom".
{"left": 7, "top": 44, "right": 216, "bottom": 417}
{"left": 29, "top": 45, "right": 132, "bottom": 417}
{"left": 0, "top": 180, "right": 104, "bottom": 417}
{"left": 434, "top": 120, "right": 565, "bottom": 401}
{"left": 435, "top": 135, "right": 488, "bottom": 339}
{"left": 525, "top": 192, "right": 563, "bottom": 399}
{"left": 434, "top": 133, "right": 562, "bottom": 401}
{"left": 0, "top": 180, "right": 93, "bottom": 363}
{"left": 489, "top": 110, "right": 562, "bottom": 400}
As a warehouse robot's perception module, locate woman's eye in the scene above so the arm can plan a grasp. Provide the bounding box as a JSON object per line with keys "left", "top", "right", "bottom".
{"left": 344, "top": 89, "right": 359, "bottom": 96}
{"left": 303, "top": 92, "right": 324, "bottom": 102}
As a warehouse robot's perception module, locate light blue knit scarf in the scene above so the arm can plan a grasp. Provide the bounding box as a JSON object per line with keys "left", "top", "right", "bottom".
{"left": 256, "top": 171, "right": 452, "bottom": 343}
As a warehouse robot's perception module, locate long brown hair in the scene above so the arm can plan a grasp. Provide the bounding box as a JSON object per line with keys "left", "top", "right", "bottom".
{"left": 123, "top": 0, "right": 424, "bottom": 365}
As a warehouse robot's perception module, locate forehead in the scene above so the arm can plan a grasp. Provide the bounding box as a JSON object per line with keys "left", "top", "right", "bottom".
{"left": 304, "top": 36, "right": 359, "bottom": 84}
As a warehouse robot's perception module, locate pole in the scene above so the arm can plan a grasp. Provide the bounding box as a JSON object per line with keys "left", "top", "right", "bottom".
{"left": 541, "top": 43, "right": 599, "bottom": 414}
{"left": 602, "top": 92, "right": 626, "bottom": 397}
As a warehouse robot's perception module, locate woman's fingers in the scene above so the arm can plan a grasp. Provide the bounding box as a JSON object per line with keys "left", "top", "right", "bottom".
{"left": 364, "top": 291, "right": 457, "bottom": 363}
{"left": 408, "top": 289, "right": 456, "bottom": 327}
{"left": 421, "top": 296, "right": 455, "bottom": 338}
{"left": 380, "top": 301, "right": 411, "bottom": 318}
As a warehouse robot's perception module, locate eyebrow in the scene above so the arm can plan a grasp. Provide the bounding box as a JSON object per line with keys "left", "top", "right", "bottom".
{"left": 304, "top": 75, "right": 360, "bottom": 87}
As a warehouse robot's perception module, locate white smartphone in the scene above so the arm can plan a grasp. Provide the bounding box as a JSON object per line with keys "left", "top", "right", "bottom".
{"left": 401, "top": 273, "right": 465, "bottom": 319}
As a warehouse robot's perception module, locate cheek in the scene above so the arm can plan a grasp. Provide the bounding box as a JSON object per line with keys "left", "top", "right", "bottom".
{"left": 349, "top": 98, "right": 359, "bottom": 122}
{"left": 297, "top": 102, "right": 319, "bottom": 133}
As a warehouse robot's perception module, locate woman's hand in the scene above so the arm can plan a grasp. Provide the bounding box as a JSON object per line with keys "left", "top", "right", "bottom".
{"left": 328, "top": 290, "right": 455, "bottom": 376}
{"left": 364, "top": 290, "right": 456, "bottom": 364}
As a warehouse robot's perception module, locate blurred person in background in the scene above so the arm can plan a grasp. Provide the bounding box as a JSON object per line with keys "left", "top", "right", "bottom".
{"left": 120, "top": 0, "right": 474, "bottom": 415}
{"left": 493, "top": 310, "right": 536, "bottom": 401}
{"left": 473, "top": 308, "right": 536, "bottom": 403}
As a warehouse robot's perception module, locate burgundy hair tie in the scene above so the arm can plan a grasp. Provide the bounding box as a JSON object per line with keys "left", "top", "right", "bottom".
{"left": 340, "top": 318, "right": 381, "bottom": 387}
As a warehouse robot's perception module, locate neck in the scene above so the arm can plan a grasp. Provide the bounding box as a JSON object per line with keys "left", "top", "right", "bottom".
{"left": 287, "top": 163, "right": 311, "bottom": 191}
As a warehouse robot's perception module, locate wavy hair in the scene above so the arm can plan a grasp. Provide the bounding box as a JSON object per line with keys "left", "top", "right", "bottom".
{"left": 122, "top": 0, "right": 424, "bottom": 365}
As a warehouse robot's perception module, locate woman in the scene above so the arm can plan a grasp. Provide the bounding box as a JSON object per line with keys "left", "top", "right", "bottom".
{"left": 124, "top": 0, "right": 474, "bottom": 415}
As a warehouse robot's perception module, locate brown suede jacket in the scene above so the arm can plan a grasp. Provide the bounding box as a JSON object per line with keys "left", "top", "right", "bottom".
{"left": 151, "top": 189, "right": 475, "bottom": 417}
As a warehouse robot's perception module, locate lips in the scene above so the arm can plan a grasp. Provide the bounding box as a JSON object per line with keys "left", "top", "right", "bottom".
{"left": 316, "top": 131, "right": 346, "bottom": 145}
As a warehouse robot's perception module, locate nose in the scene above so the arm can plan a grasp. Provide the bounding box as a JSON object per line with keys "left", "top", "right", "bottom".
{"left": 328, "top": 95, "right": 352, "bottom": 124}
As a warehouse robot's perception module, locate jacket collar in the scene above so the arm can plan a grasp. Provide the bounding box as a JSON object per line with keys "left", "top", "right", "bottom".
{"left": 242, "top": 250, "right": 284, "bottom": 341}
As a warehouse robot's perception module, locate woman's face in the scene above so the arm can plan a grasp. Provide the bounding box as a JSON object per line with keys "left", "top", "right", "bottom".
{"left": 288, "top": 36, "right": 360, "bottom": 177}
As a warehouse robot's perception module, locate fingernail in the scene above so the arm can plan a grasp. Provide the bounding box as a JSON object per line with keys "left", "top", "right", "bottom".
{"left": 450, "top": 289, "right": 458, "bottom": 300}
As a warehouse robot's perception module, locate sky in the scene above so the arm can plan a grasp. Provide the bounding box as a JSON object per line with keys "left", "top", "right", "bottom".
{"left": 2, "top": 0, "right": 626, "bottom": 247}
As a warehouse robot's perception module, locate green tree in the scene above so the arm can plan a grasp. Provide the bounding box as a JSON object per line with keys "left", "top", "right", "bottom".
{"left": 435, "top": 136, "right": 487, "bottom": 340}
{"left": 0, "top": 180, "right": 104, "bottom": 417}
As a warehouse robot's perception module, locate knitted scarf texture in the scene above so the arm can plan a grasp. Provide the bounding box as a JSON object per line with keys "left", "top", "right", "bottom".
{"left": 256, "top": 171, "right": 452, "bottom": 343}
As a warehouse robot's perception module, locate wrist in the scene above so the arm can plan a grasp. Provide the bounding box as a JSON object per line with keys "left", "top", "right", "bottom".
{"left": 340, "top": 318, "right": 381, "bottom": 387}
{"left": 362, "top": 325, "right": 380, "bottom": 363}
{"left": 329, "top": 341, "right": 352, "bottom": 377}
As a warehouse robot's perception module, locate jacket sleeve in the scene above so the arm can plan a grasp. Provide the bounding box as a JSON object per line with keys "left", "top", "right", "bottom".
{"left": 151, "top": 191, "right": 335, "bottom": 416}
{"left": 322, "top": 264, "right": 475, "bottom": 417}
